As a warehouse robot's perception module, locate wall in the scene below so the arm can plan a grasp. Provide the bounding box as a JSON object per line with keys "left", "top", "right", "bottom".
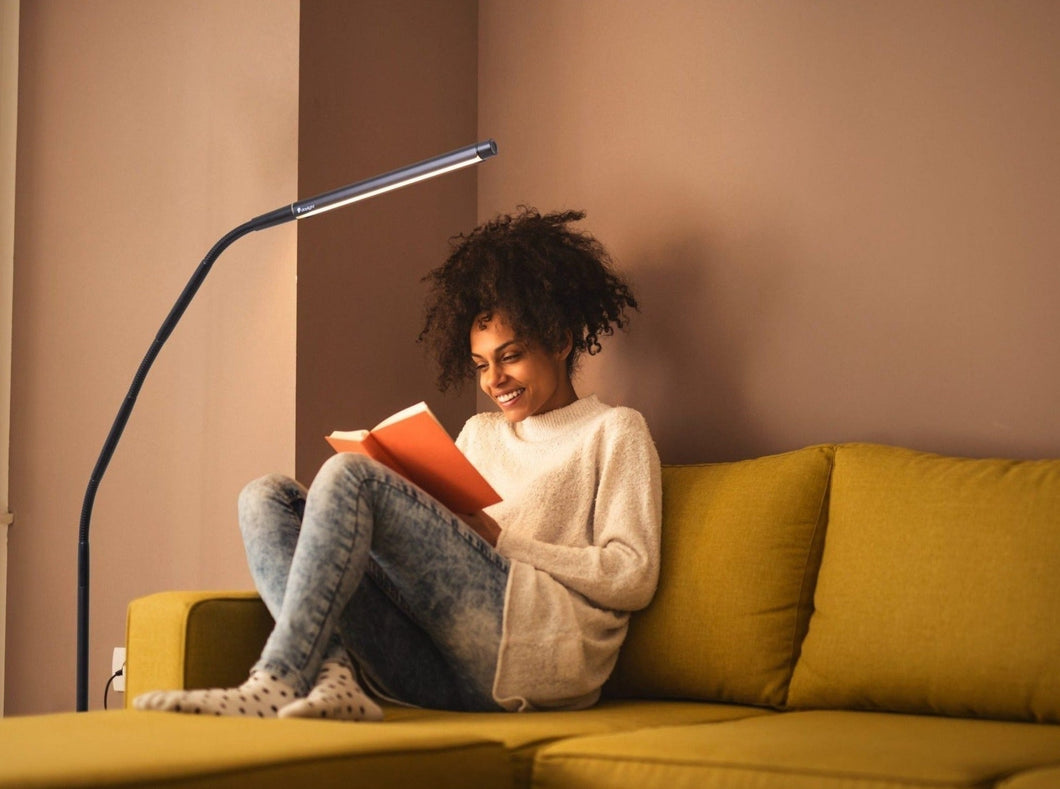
{"left": 295, "top": 0, "right": 479, "bottom": 483}
{"left": 478, "top": 0, "right": 1060, "bottom": 462}
{"left": 8, "top": 0, "right": 299, "bottom": 714}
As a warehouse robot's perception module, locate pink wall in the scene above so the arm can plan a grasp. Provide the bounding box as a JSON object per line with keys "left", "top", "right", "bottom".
{"left": 478, "top": 1, "right": 1060, "bottom": 462}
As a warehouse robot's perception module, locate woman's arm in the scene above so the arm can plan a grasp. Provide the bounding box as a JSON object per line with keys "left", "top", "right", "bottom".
{"left": 497, "top": 420, "right": 662, "bottom": 612}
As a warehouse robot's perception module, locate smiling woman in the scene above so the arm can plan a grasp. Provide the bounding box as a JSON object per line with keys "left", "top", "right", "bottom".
{"left": 134, "top": 207, "right": 661, "bottom": 719}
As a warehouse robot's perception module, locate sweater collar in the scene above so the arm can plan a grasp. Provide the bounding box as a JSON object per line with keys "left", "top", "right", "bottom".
{"left": 512, "top": 394, "right": 606, "bottom": 442}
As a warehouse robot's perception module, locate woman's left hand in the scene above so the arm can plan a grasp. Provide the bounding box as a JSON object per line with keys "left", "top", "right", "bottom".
{"left": 457, "top": 510, "right": 502, "bottom": 547}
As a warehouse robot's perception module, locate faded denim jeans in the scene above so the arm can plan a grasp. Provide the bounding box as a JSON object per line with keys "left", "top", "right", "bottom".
{"left": 237, "top": 452, "right": 509, "bottom": 711}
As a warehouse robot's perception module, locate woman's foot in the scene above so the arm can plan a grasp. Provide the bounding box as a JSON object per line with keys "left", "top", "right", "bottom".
{"left": 278, "top": 660, "right": 383, "bottom": 721}
{"left": 133, "top": 670, "right": 296, "bottom": 717}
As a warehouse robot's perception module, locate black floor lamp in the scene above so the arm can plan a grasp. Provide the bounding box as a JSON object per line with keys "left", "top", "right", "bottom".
{"left": 76, "top": 140, "right": 498, "bottom": 712}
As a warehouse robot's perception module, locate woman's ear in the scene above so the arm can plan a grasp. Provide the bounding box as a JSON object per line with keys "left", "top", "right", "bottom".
{"left": 557, "top": 330, "right": 574, "bottom": 361}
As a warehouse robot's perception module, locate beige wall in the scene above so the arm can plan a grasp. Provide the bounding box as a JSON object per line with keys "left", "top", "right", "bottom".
{"left": 478, "top": 0, "right": 1060, "bottom": 462}
{"left": 295, "top": 0, "right": 479, "bottom": 482}
{"left": 8, "top": 1, "right": 299, "bottom": 714}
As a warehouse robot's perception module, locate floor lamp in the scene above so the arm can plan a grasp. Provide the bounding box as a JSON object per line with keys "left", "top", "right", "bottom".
{"left": 76, "top": 139, "right": 498, "bottom": 712}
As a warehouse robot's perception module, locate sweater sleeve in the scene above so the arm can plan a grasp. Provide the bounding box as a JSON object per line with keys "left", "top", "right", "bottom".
{"left": 495, "top": 412, "right": 662, "bottom": 612}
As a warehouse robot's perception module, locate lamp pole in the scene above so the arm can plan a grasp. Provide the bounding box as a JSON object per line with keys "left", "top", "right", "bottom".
{"left": 76, "top": 140, "right": 497, "bottom": 711}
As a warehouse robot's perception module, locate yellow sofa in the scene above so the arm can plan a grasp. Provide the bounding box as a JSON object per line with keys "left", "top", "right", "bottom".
{"left": 2, "top": 442, "right": 1059, "bottom": 788}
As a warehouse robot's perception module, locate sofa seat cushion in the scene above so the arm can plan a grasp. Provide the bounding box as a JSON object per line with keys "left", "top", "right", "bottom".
{"left": 531, "top": 710, "right": 1060, "bottom": 789}
{"left": 384, "top": 699, "right": 774, "bottom": 788}
{"left": 606, "top": 445, "right": 834, "bottom": 707}
{"left": 0, "top": 710, "right": 511, "bottom": 789}
{"left": 788, "top": 444, "right": 1060, "bottom": 723}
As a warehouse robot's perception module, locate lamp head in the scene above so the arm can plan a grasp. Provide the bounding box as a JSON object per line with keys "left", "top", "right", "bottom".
{"left": 292, "top": 139, "right": 498, "bottom": 220}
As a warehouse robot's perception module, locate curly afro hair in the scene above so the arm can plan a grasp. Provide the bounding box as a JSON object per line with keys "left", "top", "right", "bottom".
{"left": 419, "top": 207, "right": 638, "bottom": 392}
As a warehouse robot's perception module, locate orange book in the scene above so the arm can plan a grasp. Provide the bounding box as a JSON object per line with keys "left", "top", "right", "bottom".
{"left": 325, "top": 402, "right": 501, "bottom": 514}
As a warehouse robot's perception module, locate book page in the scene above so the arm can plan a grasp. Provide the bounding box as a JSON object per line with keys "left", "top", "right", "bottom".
{"left": 327, "top": 428, "right": 370, "bottom": 442}
{"left": 373, "top": 401, "right": 432, "bottom": 430}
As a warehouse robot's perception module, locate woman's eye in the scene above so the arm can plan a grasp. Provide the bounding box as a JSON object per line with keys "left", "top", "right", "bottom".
{"left": 502, "top": 354, "right": 520, "bottom": 363}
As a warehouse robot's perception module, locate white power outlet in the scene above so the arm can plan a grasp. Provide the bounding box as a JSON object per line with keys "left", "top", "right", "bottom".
{"left": 111, "top": 647, "right": 126, "bottom": 693}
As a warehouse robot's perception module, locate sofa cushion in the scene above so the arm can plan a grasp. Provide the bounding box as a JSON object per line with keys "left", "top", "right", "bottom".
{"left": 606, "top": 445, "right": 834, "bottom": 707}
{"left": 386, "top": 699, "right": 773, "bottom": 788}
{"left": 788, "top": 443, "right": 1060, "bottom": 723}
{"left": 0, "top": 711, "right": 510, "bottom": 789}
{"left": 530, "top": 710, "right": 1060, "bottom": 789}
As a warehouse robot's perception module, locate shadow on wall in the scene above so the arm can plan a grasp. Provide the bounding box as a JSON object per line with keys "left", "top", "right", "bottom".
{"left": 605, "top": 234, "right": 773, "bottom": 466}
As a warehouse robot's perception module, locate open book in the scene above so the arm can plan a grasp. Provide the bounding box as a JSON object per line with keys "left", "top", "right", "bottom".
{"left": 326, "top": 401, "right": 501, "bottom": 514}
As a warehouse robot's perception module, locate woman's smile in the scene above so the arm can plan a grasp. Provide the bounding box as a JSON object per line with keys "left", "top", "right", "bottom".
{"left": 470, "top": 313, "right": 576, "bottom": 423}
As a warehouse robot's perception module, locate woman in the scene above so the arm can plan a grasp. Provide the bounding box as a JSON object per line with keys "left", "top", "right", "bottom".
{"left": 134, "top": 207, "right": 661, "bottom": 719}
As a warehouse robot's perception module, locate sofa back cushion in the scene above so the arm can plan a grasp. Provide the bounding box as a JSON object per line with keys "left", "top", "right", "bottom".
{"left": 787, "top": 443, "right": 1060, "bottom": 723}
{"left": 606, "top": 445, "right": 834, "bottom": 708}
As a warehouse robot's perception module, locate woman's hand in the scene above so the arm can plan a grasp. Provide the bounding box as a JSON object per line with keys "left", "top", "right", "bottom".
{"left": 458, "top": 510, "right": 502, "bottom": 547}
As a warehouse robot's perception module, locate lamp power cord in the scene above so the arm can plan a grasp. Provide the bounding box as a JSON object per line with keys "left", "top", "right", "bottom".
{"left": 103, "top": 663, "right": 124, "bottom": 710}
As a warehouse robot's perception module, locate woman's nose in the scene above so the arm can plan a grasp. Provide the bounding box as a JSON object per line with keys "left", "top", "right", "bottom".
{"left": 483, "top": 364, "right": 505, "bottom": 389}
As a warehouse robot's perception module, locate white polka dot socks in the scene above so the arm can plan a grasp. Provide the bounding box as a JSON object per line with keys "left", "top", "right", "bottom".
{"left": 277, "top": 660, "right": 383, "bottom": 721}
{"left": 133, "top": 670, "right": 296, "bottom": 717}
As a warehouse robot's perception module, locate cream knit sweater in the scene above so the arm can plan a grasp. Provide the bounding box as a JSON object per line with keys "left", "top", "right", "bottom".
{"left": 456, "top": 395, "right": 662, "bottom": 711}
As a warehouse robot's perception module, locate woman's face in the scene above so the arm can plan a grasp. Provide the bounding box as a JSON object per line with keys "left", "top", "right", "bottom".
{"left": 469, "top": 313, "right": 576, "bottom": 423}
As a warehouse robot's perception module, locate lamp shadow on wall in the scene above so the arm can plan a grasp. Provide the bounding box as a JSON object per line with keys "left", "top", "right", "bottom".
{"left": 605, "top": 233, "right": 775, "bottom": 465}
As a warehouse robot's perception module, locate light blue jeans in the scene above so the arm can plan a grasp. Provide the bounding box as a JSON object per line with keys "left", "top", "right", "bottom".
{"left": 237, "top": 452, "right": 510, "bottom": 711}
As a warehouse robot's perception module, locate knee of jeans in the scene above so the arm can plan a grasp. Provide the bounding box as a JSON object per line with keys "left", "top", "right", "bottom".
{"left": 238, "top": 473, "right": 300, "bottom": 528}
{"left": 317, "top": 452, "right": 383, "bottom": 488}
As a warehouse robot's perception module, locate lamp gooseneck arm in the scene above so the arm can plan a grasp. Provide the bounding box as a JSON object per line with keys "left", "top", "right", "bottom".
{"left": 75, "top": 206, "right": 293, "bottom": 712}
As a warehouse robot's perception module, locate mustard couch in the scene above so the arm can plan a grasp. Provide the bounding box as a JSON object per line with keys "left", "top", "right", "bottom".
{"left": 3, "top": 442, "right": 1059, "bottom": 788}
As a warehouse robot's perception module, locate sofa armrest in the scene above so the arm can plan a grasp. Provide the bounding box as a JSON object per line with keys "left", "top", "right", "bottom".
{"left": 124, "top": 590, "right": 273, "bottom": 708}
